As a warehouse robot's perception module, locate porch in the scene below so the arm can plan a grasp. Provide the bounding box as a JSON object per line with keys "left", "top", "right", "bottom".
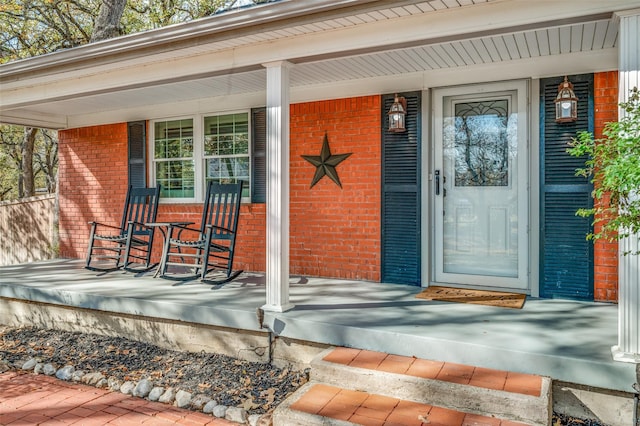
{"left": 0, "top": 259, "right": 635, "bottom": 395}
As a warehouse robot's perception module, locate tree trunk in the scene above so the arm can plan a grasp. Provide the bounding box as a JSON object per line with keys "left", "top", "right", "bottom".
{"left": 21, "top": 127, "right": 37, "bottom": 198}
{"left": 90, "top": 0, "right": 127, "bottom": 42}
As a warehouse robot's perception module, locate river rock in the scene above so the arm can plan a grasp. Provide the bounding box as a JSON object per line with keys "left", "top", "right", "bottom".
{"left": 133, "top": 378, "right": 153, "bottom": 398}
{"left": 174, "top": 390, "right": 192, "bottom": 408}
{"left": 148, "top": 387, "right": 164, "bottom": 402}
{"left": 158, "top": 387, "right": 176, "bottom": 404}
{"left": 225, "top": 407, "right": 248, "bottom": 423}
{"left": 120, "top": 381, "right": 136, "bottom": 395}
{"left": 55, "top": 365, "right": 74, "bottom": 381}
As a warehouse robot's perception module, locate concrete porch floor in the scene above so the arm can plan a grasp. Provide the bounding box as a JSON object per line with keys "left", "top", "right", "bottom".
{"left": 0, "top": 259, "right": 636, "bottom": 395}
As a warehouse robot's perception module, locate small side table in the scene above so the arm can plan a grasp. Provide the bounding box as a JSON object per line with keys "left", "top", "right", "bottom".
{"left": 145, "top": 222, "right": 194, "bottom": 278}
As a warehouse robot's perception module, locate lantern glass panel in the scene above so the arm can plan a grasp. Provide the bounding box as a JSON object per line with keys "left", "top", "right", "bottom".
{"left": 389, "top": 112, "right": 405, "bottom": 131}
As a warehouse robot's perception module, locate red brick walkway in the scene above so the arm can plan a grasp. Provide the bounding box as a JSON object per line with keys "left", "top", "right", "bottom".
{"left": 0, "top": 371, "right": 237, "bottom": 425}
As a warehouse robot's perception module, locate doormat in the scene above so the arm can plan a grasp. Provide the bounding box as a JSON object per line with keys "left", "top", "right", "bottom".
{"left": 415, "top": 286, "right": 526, "bottom": 309}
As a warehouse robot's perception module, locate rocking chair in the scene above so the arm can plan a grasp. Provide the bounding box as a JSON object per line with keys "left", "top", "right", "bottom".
{"left": 85, "top": 185, "right": 161, "bottom": 272}
{"left": 159, "top": 181, "right": 243, "bottom": 284}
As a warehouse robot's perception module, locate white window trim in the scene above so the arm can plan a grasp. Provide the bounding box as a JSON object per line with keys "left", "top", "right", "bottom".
{"left": 149, "top": 110, "right": 252, "bottom": 204}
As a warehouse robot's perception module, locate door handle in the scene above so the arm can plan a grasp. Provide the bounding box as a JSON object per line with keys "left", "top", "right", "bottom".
{"left": 435, "top": 170, "right": 440, "bottom": 195}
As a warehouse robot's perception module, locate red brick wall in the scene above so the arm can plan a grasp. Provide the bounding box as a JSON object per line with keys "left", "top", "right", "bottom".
{"left": 58, "top": 95, "right": 381, "bottom": 280}
{"left": 290, "top": 96, "right": 381, "bottom": 281}
{"left": 58, "top": 124, "right": 129, "bottom": 259}
{"left": 593, "top": 71, "right": 619, "bottom": 302}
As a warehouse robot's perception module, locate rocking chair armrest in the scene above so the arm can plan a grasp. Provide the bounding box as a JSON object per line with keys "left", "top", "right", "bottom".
{"left": 88, "top": 221, "right": 121, "bottom": 231}
{"left": 126, "top": 220, "right": 154, "bottom": 230}
{"left": 205, "top": 224, "right": 234, "bottom": 234}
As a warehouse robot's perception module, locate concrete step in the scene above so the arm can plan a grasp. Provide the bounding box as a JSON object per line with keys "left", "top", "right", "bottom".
{"left": 274, "top": 347, "right": 551, "bottom": 425}
{"left": 275, "top": 382, "right": 532, "bottom": 425}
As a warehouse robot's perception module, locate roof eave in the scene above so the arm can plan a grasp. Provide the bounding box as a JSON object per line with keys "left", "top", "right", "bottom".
{"left": 0, "top": 0, "right": 381, "bottom": 79}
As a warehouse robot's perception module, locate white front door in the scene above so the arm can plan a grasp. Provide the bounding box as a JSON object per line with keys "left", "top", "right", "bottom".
{"left": 433, "top": 81, "right": 529, "bottom": 291}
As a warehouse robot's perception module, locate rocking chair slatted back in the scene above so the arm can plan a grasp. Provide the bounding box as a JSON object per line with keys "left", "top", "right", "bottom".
{"left": 122, "top": 187, "right": 161, "bottom": 236}
{"left": 201, "top": 182, "right": 243, "bottom": 240}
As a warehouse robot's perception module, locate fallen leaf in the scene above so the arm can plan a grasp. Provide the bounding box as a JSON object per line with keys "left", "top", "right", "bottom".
{"left": 277, "top": 368, "right": 289, "bottom": 379}
{"left": 261, "top": 388, "right": 277, "bottom": 404}
{"left": 241, "top": 396, "right": 260, "bottom": 410}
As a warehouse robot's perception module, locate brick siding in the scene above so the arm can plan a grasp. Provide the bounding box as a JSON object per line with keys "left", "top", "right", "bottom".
{"left": 593, "top": 71, "right": 619, "bottom": 302}
{"left": 290, "top": 96, "right": 381, "bottom": 281}
{"left": 58, "top": 124, "right": 129, "bottom": 259}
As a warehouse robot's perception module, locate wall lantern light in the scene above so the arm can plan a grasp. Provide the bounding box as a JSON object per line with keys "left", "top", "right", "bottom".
{"left": 388, "top": 94, "right": 407, "bottom": 132}
{"left": 555, "top": 76, "right": 578, "bottom": 123}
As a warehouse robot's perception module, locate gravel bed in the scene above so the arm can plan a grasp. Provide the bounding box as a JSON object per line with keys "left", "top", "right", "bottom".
{"left": 0, "top": 325, "right": 307, "bottom": 417}
{"left": 552, "top": 412, "right": 607, "bottom": 426}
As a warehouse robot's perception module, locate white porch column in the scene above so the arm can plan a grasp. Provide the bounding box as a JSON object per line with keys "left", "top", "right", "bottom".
{"left": 262, "top": 61, "right": 294, "bottom": 313}
{"left": 612, "top": 9, "right": 640, "bottom": 363}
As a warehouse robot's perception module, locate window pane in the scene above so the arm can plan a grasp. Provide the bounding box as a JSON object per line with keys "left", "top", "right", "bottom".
{"left": 203, "top": 112, "right": 250, "bottom": 198}
{"left": 219, "top": 135, "right": 234, "bottom": 155}
{"left": 155, "top": 121, "right": 167, "bottom": 139}
{"left": 454, "top": 100, "right": 509, "bottom": 187}
{"left": 207, "top": 158, "right": 231, "bottom": 181}
{"left": 153, "top": 118, "right": 194, "bottom": 199}
{"left": 167, "top": 139, "right": 180, "bottom": 158}
{"left": 180, "top": 119, "right": 193, "bottom": 138}
{"left": 234, "top": 157, "right": 249, "bottom": 178}
{"left": 166, "top": 120, "right": 182, "bottom": 139}
{"left": 154, "top": 119, "right": 193, "bottom": 159}
{"left": 204, "top": 113, "right": 249, "bottom": 156}
{"left": 204, "top": 135, "right": 218, "bottom": 156}
{"left": 218, "top": 115, "right": 234, "bottom": 135}
{"left": 181, "top": 137, "right": 193, "bottom": 157}
{"left": 235, "top": 133, "right": 249, "bottom": 154}
{"left": 155, "top": 140, "right": 166, "bottom": 158}
{"left": 156, "top": 160, "right": 194, "bottom": 198}
{"left": 234, "top": 113, "right": 248, "bottom": 133}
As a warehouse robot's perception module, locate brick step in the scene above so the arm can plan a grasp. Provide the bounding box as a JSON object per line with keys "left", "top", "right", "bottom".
{"left": 276, "top": 347, "right": 551, "bottom": 425}
{"left": 274, "top": 382, "right": 531, "bottom": 426}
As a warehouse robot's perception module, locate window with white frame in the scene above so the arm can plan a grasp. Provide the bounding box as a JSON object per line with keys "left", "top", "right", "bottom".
{"left": 203, "top": 113, "right": 250, "bottom": 196}
{"left": 154, "top": 118, "right": 195, "bottom": 199}
{"left": 151, "top": 112, "right": 251, "bottom": 201}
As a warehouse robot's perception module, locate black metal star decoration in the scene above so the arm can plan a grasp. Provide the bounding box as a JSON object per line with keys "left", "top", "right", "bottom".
{"left": 301, "top": 132, "right": 352, "bottom": 188}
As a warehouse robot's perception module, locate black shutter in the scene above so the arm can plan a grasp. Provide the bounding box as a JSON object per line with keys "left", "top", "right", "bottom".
{"left": 251, "top": 107, "right": 266, "bottom": 203}
{"left": 381, "top": 92, "right": 421, "bottom": 285}
{"left": 128, "top": 121, "right": 146, "bottom": 188}
{"left": 540, "top": 75, "right": 594, "bottom": 300}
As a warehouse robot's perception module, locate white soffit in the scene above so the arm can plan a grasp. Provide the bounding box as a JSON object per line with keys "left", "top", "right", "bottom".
{"left": 117, "top": 0, "right": 497, "bottom": 63}
{"left": 293, "top": 18, "right": 619, "bottom": 85}
{"left": 18, "top": 18, "right": 619, "bottom": 117}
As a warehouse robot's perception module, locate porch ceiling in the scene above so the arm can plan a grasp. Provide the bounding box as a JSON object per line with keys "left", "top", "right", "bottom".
{"left": 0, "top": 0, "right": 634, "bottom": 129}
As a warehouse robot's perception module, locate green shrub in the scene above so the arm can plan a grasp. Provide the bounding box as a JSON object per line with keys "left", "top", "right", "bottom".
{"left": 568, "top": 87, "right": 640, "bottom": 254}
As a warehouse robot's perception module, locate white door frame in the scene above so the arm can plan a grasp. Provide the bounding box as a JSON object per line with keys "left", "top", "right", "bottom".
{"left": 427, "top": 80, "right": 531, "bottom": 292}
